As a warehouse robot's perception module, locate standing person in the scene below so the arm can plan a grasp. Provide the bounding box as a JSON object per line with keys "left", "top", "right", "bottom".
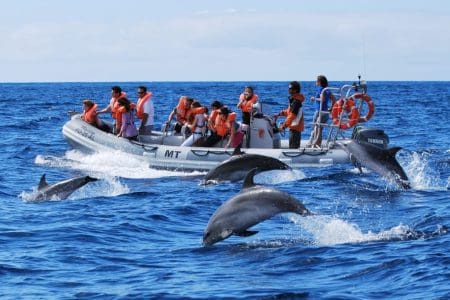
{"left": 309, "top": 75, "right": 335, "bottom": 148}
{"left": 236, "top": 86, "right": 258, "bottom": 126}
{"left": 116, "top": 97, "right": 138, "bottom": 141}
{"left": 136, "top": 86, "right": 154, "bottom": 135}
{"left": 275, "top": 81, "right": 305, "bottom": 149}
{"left": 98, "top": 86, "right": 127, "bottom": 134}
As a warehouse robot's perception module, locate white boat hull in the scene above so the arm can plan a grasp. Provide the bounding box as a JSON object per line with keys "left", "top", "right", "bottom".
{"left": 62, "top": 114, "right": 351, "bottom": 171}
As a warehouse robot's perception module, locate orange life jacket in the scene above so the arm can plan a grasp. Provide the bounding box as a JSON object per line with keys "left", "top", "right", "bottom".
{"left": 186, "top": 106, "right": 206, "bottom": 123}
{"left": 189, "top": 108, "right": 207, "bottom": 133}
{"left": 136, "top": 92, "right": 152, "bottom": 119}
{"left": 83, "top": 104, "right": 98, "bottom": 125}
{"left": 215, "top": 112, "right": 236, "bottom": 137}
{"left": 175, "top": 96, "right": 191, "bottom": 124}
{"left": 110, "top": 92, "right": 127, "bottom": 120}
{"left": 238, "top": 94, "right": 259, "bottom": 113}
{"left": 280, "top": 93, "right": 305, "bottom": 131}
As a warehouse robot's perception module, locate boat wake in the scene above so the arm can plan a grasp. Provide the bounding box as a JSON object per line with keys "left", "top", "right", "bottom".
{"left": 290, "top": 215, "right": 447, "bottom": 246}
{"left": 35, "top": 150, "right": 205, "bottom": 179}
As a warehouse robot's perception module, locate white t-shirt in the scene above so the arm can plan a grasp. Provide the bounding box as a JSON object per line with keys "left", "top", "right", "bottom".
{"left": 193, "top": 114, "right": 206, "bottom": 133}
{"left": 142, "top": 99, "right": 154, "bottom": 126}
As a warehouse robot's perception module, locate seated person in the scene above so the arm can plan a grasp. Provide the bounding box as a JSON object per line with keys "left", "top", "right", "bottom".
{"left": 81, "top": 99, "right": 110, "bottom": 132}
{"left": 165, "top": 96, "right": 194, "bottom": 134}
{"left": 202, "top": 107, "right": 241, "bottom": 148}
{"left": 181, "top": 101, "right": 208, "bottom": 147}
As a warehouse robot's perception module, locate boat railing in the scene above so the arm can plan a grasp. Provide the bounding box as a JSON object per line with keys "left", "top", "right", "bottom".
{"left": 309, "top": 87, "right": 340, "bottom": 150}
{"left": 325, "top": 81, "right": 367, "bottom": 148}
{"left": 316, "top": 80, "right": 370, "bottom": 150}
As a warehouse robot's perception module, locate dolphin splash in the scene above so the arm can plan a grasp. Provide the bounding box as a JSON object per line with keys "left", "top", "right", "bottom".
{"left": 30, "top": 174, "right": 98, "bottom": 201}
{"left": 337, "top": 140, "right": 411, "bottom": 189}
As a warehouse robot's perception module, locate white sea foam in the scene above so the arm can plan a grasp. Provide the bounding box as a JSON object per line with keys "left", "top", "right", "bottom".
{"left": 255, "top": 169, "right": 306, "bottom": 184}
{"left": 35, "top": 150, "right": 204, "bottom": 179}
{"left": 401, "top": 151, "right": 446, "bottom": 191}
{"left": 290, "top": 214, "right": 412, "bottom": 246}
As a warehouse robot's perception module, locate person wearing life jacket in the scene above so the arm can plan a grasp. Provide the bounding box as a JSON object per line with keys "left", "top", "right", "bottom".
{"left": 166, "top": 96, "right": 194, "bottom": 134}
{"left": 181, "top": 101, "right": 208, "bottom": 147}
{"left": 98, "top": 86, "right": 127, "bottom": 134}
{"left": 202, "top": 106, "right": 238, "bottom": 148}
{"left": 136, "top": 86, "right": 154, "bottom": 135}
{"left": 308, "top": 75, "right": 336, "bottom": 148}
{"left": 207, "top": 100, "right": 223, "bottom": 133}
{"left": 116, "top": 97, "right": 138, "bottom": 141}
{"left": 274, "top": 81, "right": 305, "bottom": 149}
{"left": 81, "top": 99, "right": 110, "bottom": 132}
{"left": 237, "top": 86, "right": 259, "bottom": 125}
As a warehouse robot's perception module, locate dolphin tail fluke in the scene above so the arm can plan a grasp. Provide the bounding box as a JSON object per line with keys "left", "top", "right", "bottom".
{"left": 38, "top": 174, "right": 48, "bottom": 190}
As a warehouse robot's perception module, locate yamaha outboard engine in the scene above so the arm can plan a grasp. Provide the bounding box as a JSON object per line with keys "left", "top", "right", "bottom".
{"left": 351, "top": 127, "right": 389, "bottom": 149}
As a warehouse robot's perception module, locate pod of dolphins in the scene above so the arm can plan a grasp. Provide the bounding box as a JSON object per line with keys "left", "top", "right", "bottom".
{"left": 27, "top": 139, "right": 411, "bottom": 246}
{"left": 202, "top": 140, "right": 411, "bottom": 245}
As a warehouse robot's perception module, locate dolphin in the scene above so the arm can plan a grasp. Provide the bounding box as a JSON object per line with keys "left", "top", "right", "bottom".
{"left": 203, "top": 147, "right": 291, "bottom": 184}
{"left": 337, "top": 140, "right": 410, "bottom": 189}
{"left": 203, "top": 168, "right": 310, "bottom": 246}
{"left": 32, "top": 174, "right": 98, "bottom": 201}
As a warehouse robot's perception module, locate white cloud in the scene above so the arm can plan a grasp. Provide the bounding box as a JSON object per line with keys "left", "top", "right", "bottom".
{"left": 0, "top": 8, "right": 449, "bottom": 82}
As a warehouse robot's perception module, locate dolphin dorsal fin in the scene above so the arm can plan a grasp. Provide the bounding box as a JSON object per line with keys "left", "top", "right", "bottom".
{"left": 38, "top": 174, "right": 48, "bottom": 190}
{"left": 232, "top": 145, "right": 244, "bottom": 156}
{"left": 387, "top": 147, "right": 402, "bottom": 156}
{"left": 242, "top": 168, "right": 258, "bottom": 189}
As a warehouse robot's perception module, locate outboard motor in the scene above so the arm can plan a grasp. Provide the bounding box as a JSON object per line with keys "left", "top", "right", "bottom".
{"left": 352, "top": 127, "right": 389, "bottom": 149}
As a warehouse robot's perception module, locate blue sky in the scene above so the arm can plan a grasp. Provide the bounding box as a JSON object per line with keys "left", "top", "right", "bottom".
{"left": 1, "top": 0, "right": 449, "bottom": 82}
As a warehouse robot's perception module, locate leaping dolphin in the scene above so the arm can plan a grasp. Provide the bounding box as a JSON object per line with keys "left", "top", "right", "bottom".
{"left": 203, "top": 147, "right": 291, "bottom": 184}
{"left": 337, "top": 140, "right": 410, "bottom": 189}
{"left": 32, "top": 174, "right": 98, "bottom": 201}
{"left": 203, "top": 168, "right": 310, "bottom": 246}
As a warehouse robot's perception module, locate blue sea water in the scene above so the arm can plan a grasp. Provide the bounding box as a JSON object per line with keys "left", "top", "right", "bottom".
{"left": 1, "top": 81, "right": 449, "bottom": 299}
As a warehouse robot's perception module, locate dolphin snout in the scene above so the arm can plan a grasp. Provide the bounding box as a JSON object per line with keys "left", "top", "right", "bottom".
{"left": 85, "top": 176, "right": 98, "bottom": 183}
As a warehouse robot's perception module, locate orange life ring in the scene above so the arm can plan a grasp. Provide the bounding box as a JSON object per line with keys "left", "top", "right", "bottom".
{"left": 331, "top": 98, "right": 360, "bottom": 129}
{"left": 349, "top": 93, "right": 375, "bottom": 123}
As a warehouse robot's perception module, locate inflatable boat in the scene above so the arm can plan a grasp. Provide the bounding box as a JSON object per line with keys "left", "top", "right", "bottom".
{"left": 62, "top": 82, "right": 388, "bottom": 172}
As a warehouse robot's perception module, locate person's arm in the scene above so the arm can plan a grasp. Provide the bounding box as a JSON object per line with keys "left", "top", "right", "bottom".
{"left": 117, "top": 113, "right": 126, "bottom": 137}
{"left": 98, "top": 105, "right": 111, "bottom": 114}
{"left": 166, "top": 108, "right": 176, "bottom": 123}
{"left": 225, "top": 122, "right": 236, "bottom": 149}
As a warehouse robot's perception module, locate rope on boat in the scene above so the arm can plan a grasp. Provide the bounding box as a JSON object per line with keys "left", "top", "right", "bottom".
{"left": 129, "top": 140, "right": 158, "bottom": 152}
{"left": 282, "top": 148, "right": 327, "bottom": 157}
{"left": 190, "top": 149, "right": 234, "bottom": 157}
